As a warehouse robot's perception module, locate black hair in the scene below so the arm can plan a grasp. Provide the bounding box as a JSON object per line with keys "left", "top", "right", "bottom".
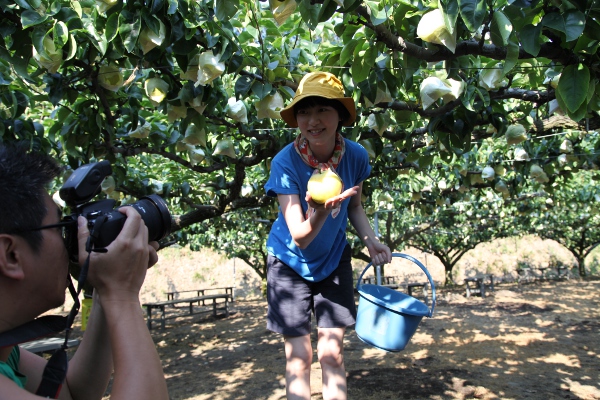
{"left": 293, "top": 96, "right": 351, "bottom": 131}
{"left": 0, "top": 142, "right": 62, "bottom": 252}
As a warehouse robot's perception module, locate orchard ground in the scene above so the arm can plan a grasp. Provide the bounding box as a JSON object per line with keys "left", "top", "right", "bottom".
{"left": 58, "top": 236, "right": 599, "bottom": 399}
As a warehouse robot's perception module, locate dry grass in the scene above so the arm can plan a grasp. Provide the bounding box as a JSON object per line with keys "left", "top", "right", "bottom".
{"left": 53, "top": 234, "right": 597, "bottom": 315}
{"left": 138, "top": 235, "right": 598, "bottom": 304}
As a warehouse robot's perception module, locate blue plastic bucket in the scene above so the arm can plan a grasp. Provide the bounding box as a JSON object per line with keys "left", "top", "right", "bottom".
{"left": 355, "top": 253, "right": 436, "bottom": 352}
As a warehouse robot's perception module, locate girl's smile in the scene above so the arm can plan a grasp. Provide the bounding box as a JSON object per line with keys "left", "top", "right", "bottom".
{"left": 296, "top": 105, "right": 341, "bottom": 159}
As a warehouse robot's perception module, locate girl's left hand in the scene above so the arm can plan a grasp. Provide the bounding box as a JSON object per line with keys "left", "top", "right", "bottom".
{"left": 368, "top": 241, "right": 392, "bottom": 266}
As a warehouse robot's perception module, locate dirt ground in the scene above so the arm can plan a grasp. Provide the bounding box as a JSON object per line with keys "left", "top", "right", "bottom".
{"left": 126, "top": 278, "right": 600, "bottom": 400}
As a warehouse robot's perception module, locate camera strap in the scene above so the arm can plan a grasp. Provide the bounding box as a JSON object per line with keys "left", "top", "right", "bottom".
{"left": 0, "top": 316, "right": 68, "bottom": 348}
{"left": 34, "top": 251, "right": 88, "bottom": 398}
{"left": 0, "top": 279, "right": 76, "bottom": 398}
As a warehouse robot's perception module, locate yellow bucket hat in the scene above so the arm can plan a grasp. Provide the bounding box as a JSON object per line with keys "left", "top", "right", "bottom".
{"left": 280, "top": 71, "right": 356, "bottom": 128}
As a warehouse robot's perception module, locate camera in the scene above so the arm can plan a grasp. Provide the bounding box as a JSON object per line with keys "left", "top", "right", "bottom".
{"left": 59, "top": 161, "right": 172, "bottom": 258}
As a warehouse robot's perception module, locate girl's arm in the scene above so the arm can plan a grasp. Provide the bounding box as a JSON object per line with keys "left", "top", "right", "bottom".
{"left": 347, "top": 183, "right": 392, "bottom": 265}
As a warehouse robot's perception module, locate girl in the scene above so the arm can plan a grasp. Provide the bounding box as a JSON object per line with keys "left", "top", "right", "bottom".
{"left": 264, "top": 71, "right": 392, "bottom": 400}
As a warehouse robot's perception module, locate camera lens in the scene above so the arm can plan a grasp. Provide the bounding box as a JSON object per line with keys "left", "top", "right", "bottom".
{"left": 66, "top": 195, "right": 171, "bottom": 260}
{"left": 128, "top": 194, "right": 172, "bottom": 242}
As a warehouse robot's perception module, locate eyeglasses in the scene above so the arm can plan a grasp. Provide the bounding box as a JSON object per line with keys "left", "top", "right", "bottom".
{"left": 14, "top": 219, "right": 77, "bottom": 248}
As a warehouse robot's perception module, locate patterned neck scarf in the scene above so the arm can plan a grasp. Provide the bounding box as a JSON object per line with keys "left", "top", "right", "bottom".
{"left": 294, "top": 132, "right": 345, "bottom": 171}
{"left": 294, "top": 132, "right": 345, "bottom": 218}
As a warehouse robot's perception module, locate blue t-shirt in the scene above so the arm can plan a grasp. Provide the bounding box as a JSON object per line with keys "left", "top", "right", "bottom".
{"left": 0, "top": 346, "right": 27, "bottom": 389}
{"left": 265, "top": 138, "right": 371, "bottom": 281}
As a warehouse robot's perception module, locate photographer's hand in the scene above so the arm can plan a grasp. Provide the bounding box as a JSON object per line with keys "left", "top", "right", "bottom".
{"left": 78, "top": 206, "right": 157, "bottom": 298}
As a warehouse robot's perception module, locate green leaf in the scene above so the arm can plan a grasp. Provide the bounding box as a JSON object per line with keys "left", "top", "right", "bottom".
{"left": 215, "top": 0, "right": 239, "bottom": 22}
{"left": 543, "top": 13, "right": 564, "bottom": 32}
{"left": 105, "top": 13, "right": 119, "bottom": 43}
{"left": 561, "top": 79, "right": 595, "bottom": 121}
{"left": 339, "top": 23, "right": 361, "bottom": 43}
{"left": 403, "top": 55, "right": 420, "bottom": 84}
{"left": 364, "top": 0, "right": 388, "bottom": 26}
{"left": 557, "top": 64, "right": 589, "bottom": 113}
{"left": 419, "top": 154, "right": 434, "bottom": 168}
{"left": 490, "top": 11, "right": 512, "bottom": 46}
{"left": 181, "top": 182, "right": 191, "bottom": 196}
{"left": 564, "top": 10, "right": 586, "bottom": 42}
{"left": 65, "top": 33, "right": 77, "bottom": 61}
{"left": 520, "top": 24, "right": 541, "bottom": 56}
{"left": 318, "top": 0, "right": 338, "bottom": 24}
{"left": 357, "top": 72, "right": 377, "bottom": 103}
{"left": 118, "top": 13, "right": 141, "bottom": 53}
{"left": 53, "top": 21, "right": 69, "bottom": 49}
{"left": 151, "top": 0, "right": 164, "bottom": 14}
{"left": 554, "top": 83, "right": 568, "bottom": 113}
{"left": 72, "top": 2, "right": 84, "bottom": 18}
{"left": 31, "top": 27, "right": 46, "bottom": 57}
{"left": 458, "top": 0, "right": 486, "bottom": 32}
{"left": 351, "top": 44, "right": 377, "bottom": 83}
{"left": 503, "top": 36, "right": 519, "bottom": 74}
{"left": 143, "top": 13, "right": 161, "bottom": 36}
{"left": 566, "top": 96, "right": 588, "bottom": 121}
{"left": 29, "top": 0, "right": 42, "bottom": 9}
{"left": 574, "top": 34, "right": 599, "bottom": 54}
{"left": 440, "top": 0, "right": 459, "bottom": 34}
{"left": 13, "top": 0, "right": 33, "bottom": 10}
{"left": 405, "top": 152, "right": 420, "bottom": 163}
{"left": 340, "top": 38, "right": 361, "bottom": 66}
{"left": 167, "top": 0, "right": 178, "bottom": 14}
{"left": 235, "top": 76, "right": 253, "bottom": 97}
{"left": 21, "top": 10, "right": 48, "bottom": 29}
{"left": 543, "top": 11, "right": 585, "bottom": 42}
{"left": 251, "top": 81, "right": 272, "bottom": 100}
{"left": 299, "top": 0, "right": 320, "bottom": 30}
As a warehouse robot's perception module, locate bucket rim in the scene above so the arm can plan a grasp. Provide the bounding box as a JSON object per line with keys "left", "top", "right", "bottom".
{"left": 356, "top": 252, "right": 436, "bottom": 318}
{"left": 358, "top": 284, "right": 430, "bottom": 317}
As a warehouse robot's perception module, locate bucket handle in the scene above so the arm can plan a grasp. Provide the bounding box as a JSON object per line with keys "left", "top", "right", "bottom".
{"left": 356, "top": 252, "right": 436, "bottom": 317}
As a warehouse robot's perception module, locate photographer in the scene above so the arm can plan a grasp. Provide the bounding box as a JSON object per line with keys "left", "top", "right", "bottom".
{"left": 0, "top": 143, "right": 169, "bottom": 399}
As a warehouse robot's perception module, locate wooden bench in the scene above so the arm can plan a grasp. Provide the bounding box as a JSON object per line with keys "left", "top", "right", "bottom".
{"left": 545, "top": 265, "right": 572, "bottom": 280}
{"left": 143, "top": 293, "right": 232, "bottom": 330}
{"left": 535, "top": 267, "right": 550, "bottom": 281}
{"left": 406, "top": 282, "right": 429, "bottom": 304}
{"left": 166, "top": 286, "right": 234, "bottom": 301}
{"left": 556, "top": 265, "right": 571, "bottom": 280}
{"left": 354, "top": 276, "right": 400, "bottom": 292}
{"left": 465, "top": 275, "right": 494, "bottom": 298}
{"left": 516, "top": 267, "right": 535, "bottom": 284}
{"left": 20, "top": 337, "right": 81, "bottom": 355}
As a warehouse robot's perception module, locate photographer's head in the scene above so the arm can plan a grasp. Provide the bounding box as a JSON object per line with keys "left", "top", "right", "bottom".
{"left": 0, "top": 143, "right": 62, "bottom": 253}
{"left": 0, "top": 144, "right": 69, "bottom": 327}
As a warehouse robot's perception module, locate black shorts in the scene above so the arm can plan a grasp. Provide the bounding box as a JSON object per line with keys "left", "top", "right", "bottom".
{"left": 266, "top": 244, "right": 356, "bottom": 336}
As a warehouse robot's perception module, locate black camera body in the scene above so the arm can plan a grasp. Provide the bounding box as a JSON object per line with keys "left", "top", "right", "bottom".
{"left": 59, "top": 161, "right": 171, "bottom": 257}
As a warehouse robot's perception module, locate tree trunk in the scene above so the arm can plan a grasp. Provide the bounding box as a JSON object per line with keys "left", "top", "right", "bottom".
{"left": 444, "top": 266, "right": 455, "bottom": 286}
{"left": 576, "top": 255, "right": 587, "bottom": 277}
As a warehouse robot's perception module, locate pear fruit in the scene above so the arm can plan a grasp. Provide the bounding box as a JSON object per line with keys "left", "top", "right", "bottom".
{"left": 307, "top": 169, "right": 342, "bottom": 204}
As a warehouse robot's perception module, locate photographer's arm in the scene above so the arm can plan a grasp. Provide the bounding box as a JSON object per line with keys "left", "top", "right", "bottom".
{"left": 64, "top": 208, "right": 168, "bottom": 400}
{"left": 58, "top": 291, "right": 114, "bottom": 399}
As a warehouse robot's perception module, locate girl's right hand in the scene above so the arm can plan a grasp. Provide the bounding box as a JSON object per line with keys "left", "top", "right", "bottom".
{"left": 305, "top": 185, "right": 359, "bottom": 211}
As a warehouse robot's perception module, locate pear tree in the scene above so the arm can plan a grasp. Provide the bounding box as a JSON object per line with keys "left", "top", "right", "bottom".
{"left": 1, "top": 0, "right": 600, "bottom": 276}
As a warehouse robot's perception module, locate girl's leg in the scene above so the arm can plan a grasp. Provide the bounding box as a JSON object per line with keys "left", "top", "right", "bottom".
{"left": 284, "top": 334, "right": 313, "bottom": 400}
{"left": 317, "top": 327, "right": 347, "bottom": 400}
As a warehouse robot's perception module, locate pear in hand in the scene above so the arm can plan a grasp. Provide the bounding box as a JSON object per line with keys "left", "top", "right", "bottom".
{"left": 307, "top": 168, "right": 343, "bottom": 204}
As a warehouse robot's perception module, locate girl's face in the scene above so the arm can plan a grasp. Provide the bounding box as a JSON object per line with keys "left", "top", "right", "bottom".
{"left": 295, "top": 104, "right": 341, "bottom": 149}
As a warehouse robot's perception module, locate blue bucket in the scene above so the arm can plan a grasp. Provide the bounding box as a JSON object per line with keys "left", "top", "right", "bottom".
{"left": 355, "top": 253, "right": 436, "bottom": 352}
